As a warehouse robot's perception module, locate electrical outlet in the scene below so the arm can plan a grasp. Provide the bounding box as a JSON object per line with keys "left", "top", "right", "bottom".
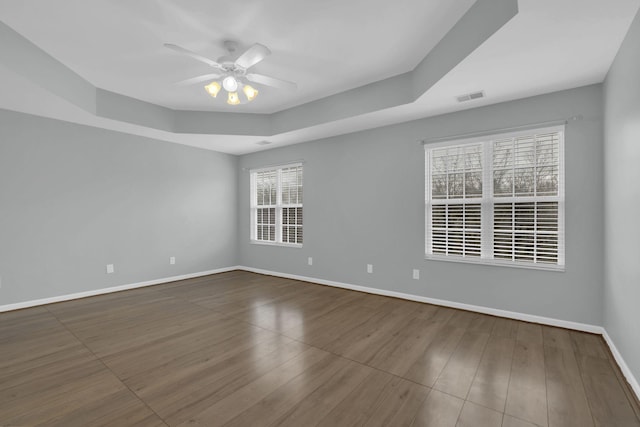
{"left": 106, "top": 264, "right": 114, "bottom": 274}
{"left": 170, "top": 256, "right": 176, "bottom": 265}
{"left": 413, "top": 269, "right": 420, "bottom": 280}
{"left": 367, "top": 264, "right": 373, "bottom": 274}
{"left": 308, "top": 257, "right": 313, "bottom": 266}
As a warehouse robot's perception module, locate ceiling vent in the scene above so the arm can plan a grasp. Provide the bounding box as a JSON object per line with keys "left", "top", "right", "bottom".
{"left": 256, "top": 140, "right": 272, "bottom": 146}
{"left": 456, "top": 91, "right": 485, "bottom": 103}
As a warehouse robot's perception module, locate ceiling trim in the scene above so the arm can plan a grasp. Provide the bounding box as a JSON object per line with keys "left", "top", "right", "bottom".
{"left": 0, "top": 0, "right": 518, "bottom": 141}
{"left": 0, "top": 20, "right": 96, "bottom": 114}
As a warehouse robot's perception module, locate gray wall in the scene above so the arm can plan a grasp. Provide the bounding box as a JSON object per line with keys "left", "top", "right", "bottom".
{"left": 604, "top": 11, "right": 640, "bottom": 384}
{"left": 0, "top": 109, "right": 238, "bottom": 306}
{"left": 239, "top": 85, "right": 605, "bottom": 326}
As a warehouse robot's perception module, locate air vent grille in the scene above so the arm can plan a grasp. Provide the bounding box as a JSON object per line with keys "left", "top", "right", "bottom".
{"left": 457, "top": 91, "right": 485, "bottom": 103}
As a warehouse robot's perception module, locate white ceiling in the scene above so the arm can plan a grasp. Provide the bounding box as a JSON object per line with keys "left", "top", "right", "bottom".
{"left": 0, "top": 0, "right": 475, "bottom": 113}
{"left": 415, "top": 0, "right": 640, "bottom": 115}
{"left": 0, "top": 0, "right": 638, "bottom": 155}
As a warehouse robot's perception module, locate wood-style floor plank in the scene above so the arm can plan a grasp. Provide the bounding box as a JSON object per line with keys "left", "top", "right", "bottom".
{"left": 456, "top": 401, "right": 503, "bottom": 427}
{"left": 220, "top": 355, "right": 358, "bottom": 427}
{"left": 366, "top": 317, "right": 444, "bottom": 377}
{"left": 0, "top": 270, "right": 638, "bottom": 426}
{"left": 230, "top": 291, "right": 358, "bottom": 335}
{"left": 410, "top": 389, "right": 464, "bottom": 427}
{"left": 37, "top": 389, "right": 168, "bottom": 427}
{"left": 432, "top": 330, "right": 490, "bottom": 399}
{"left": 100, "top": 314, "right": 259, "bottom": 378}
{"left": 504, "top": 322, "right": 549, "bottom": 427}
{"left": 361, "top": 376, "right": 430, "bottom": 427}
{"left": 402, "top": 323, "right": 467, "bottom": 387}
{"left": 272, "top": 362, "right": 373, "bottom": 427}
{"left": 570, "top": 331, "right": 609, "bottom": 359}
{"left": 467, "top": 313, "right": 497, "bottom": 335}
{"left": 578, "top": 354, "right": 640, "bottom": 427}
{"left": 322, "top": 301, "right": 419, "bottom": 364}
{"left": 467, "top": 335, "right": 516, "bottom": 412}
{"left": 281, "top": 299, "right": 380, "bottom": 348}
{"left": 174, "top": 347, "right": 332, "bottom": 426}
{"left": 542, "top": 327, "right": 594, "bottom": 427}
{"left": 502, "top": 414, "right": 540, "bottom": 427}
{"left": 144, "top": 336, "right": 309, "bottom": 426}
{"left": 317, "top": 369, "right": 395, "bottom": 427}
{"left": 491, "top": 317, "right": 520, "bottom": 339}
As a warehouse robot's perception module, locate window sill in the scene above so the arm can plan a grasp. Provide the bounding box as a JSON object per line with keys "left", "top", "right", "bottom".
{"left": 250, "top": 240, "right": 303, "bottom": 249}
{"left": 425, "top": 254, "right": 565, "bottom": 272}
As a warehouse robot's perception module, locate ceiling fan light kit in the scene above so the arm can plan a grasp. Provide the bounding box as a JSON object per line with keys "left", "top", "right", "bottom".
{"left": 243, "top": 84, "right": 258, "bottom": 101}
{"left": 222, "top": 75, "right": 238, "bottom": 92}
{"left": 227, "top": 91, "right": 241, "bottom": 105}
{"left": 204, "top": 72, "right": 257, "bottom": 105}
{"left": 165, "top": 40, "right": 296, "bottom": 107}
{"left": 204, "top": 81, "right": 221, "bottom": 97}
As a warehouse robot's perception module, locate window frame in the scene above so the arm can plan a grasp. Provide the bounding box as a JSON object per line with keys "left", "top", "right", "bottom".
{"left": 425, "top": 125, "right": 565, "bottom": 271}
{"left": 250, "top": 162, "right": 303, "bottom": 248}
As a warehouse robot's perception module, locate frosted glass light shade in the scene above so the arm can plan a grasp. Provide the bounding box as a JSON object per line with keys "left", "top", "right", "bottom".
{"left": 243, "top": 85, "right": 258, "bottom": 101}
{"left": 204, "top": 81, "right": 221, "bottom": 98}
{"left": 227, "top": 91, "right": 240, "bottom": 105}
{"left": 222, "top": 76, "right": 238, "bottom": 92}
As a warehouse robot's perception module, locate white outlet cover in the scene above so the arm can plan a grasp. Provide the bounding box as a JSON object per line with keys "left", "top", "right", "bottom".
{"left": 106, "top": 264, "right": 114, "bottom": 274}
{"left": 308, "top": 257, "right": 313, "bottom": 266}
{"left": 413, "top": 269, "right": 420, "bottom": 280}
{"left": 170, "top": 257, "right": 176, "bottom": 265}
{"left": 367, "top": 264, "right": 373, "bottom": 273}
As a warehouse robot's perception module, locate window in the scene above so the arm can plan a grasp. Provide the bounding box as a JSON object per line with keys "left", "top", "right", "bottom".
{"left": 250, "top": 163, "right": 303, "bottom": 246}
{"left": 425, "top": 126, "right": 564, "bottom": 269}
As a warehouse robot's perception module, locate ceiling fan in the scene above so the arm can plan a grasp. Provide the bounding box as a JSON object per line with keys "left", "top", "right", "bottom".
{"left": 165, "top": 40, "right": 297, "bottom": 105}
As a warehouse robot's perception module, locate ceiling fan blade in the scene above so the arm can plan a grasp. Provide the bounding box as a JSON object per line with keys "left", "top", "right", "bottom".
{"left": 235, "top": 43, "right": 271, "bottom": 69}
{"left": 164, "top": 43, "right": 224, "bottom": 70}
{"left": 246, "top": 73, "right": 297, "bottom": 91}
{"left": 176, "top": 73, "right": 223, "bottom": 86}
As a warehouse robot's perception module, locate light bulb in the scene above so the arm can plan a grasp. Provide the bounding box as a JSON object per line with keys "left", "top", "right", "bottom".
{"left": 227, "top": 91, "right": 240, "bottom": 105}
{"left": 204, "top": 81, "right": 221, "bottom": 98}
{"left": 243, "top": 84, "right": 258, "bottom": 102}
{"left": 222, "top": 76, "right": 238, "bottom": 92}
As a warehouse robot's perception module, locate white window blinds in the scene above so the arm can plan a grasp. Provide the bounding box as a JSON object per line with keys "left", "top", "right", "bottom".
{"left": 429, "top": 144, "right": 483, "bottom": 257}
{"left": 425, "top": 126, "right": 564, "bottom": 269}
{"left": 251, "top": 164, "right": 303, "bottom": 246}
{"left": 280, "top": 166, "right": 303, "bottom": 244}
{"left": 254, "top": 169, "right": 277, "bottom": 242}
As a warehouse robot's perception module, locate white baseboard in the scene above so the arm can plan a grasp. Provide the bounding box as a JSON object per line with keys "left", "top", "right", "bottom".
{"left": 0, "top": 266, "right": 241, "bottom": 313}
{"left": 238, "top": 266, "right": 603, "bottom": 334}
{"left": 602, "top": 329, "right": 640, "bottom": 402}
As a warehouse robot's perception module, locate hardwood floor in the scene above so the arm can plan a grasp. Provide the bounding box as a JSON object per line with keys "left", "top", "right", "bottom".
{"left": 1, "top": 270, "right": 639, "bottom": 426}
